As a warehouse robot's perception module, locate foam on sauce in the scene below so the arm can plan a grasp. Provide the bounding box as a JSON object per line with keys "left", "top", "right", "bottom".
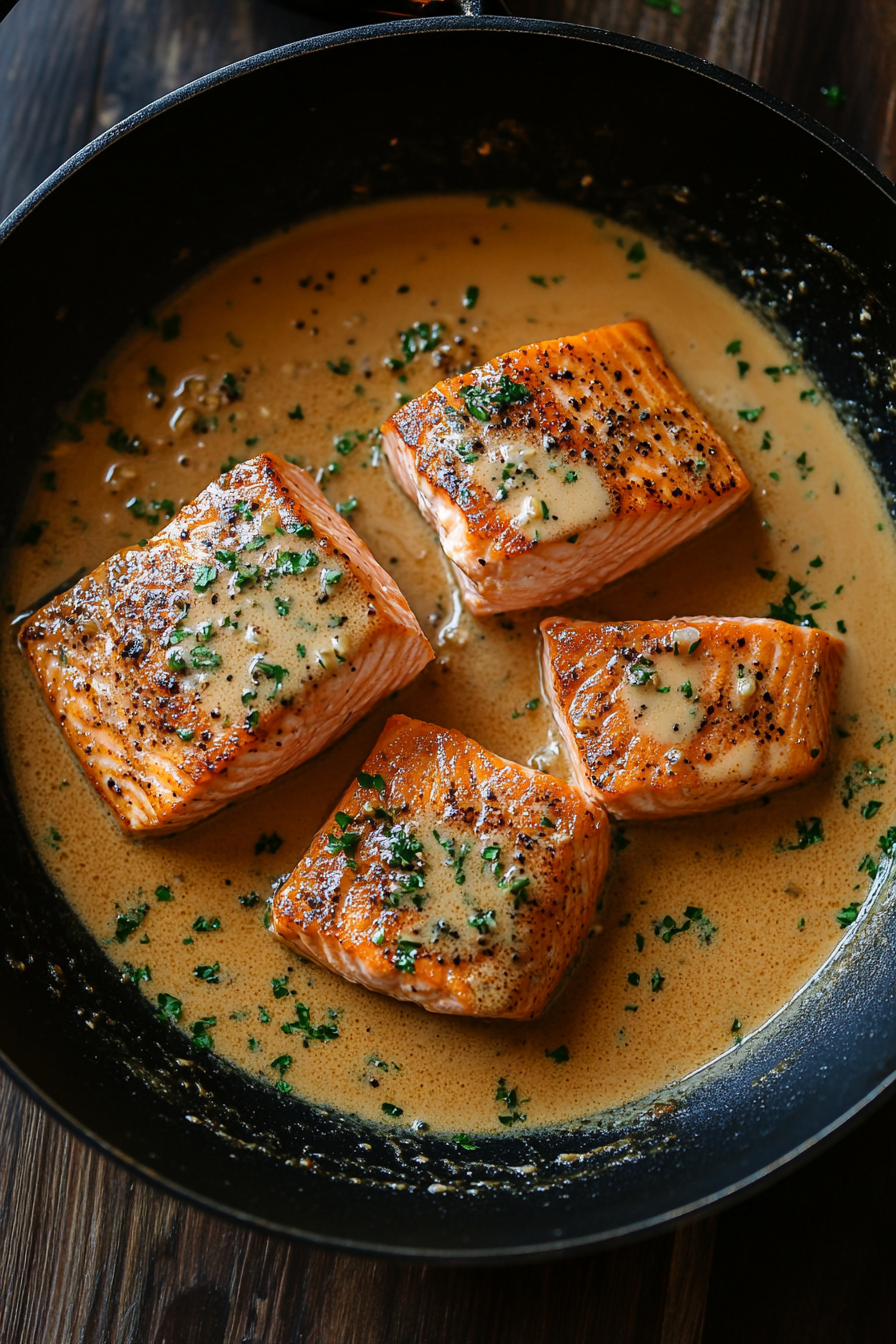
{"left": 4, "top": 196, "right": 895, "bottom": 1135}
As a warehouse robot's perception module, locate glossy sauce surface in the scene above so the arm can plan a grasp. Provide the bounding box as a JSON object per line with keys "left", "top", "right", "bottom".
{"left": 4, "top": 196, "right": 895, "bottom": 1135}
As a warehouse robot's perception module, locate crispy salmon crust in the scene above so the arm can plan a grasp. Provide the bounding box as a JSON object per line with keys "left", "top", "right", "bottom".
{"left": 19, "top": 454, "right": 432, "bottom": 833}
{"left": 383, "top": 320, "right": 750, "bottom": 614}
{"left": 541, "top": 616, "right": 844, "bottom": 819}
{"left": 271, "top": 714, "right": 610, "bottom": 1019}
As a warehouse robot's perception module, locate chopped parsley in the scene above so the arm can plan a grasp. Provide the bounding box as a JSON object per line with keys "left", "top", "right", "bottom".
{"left": 113, "top": 904, "right": 148, "bottom": 943}
{"left": 381, "top": 1103, "right": 403, "bottom": 1117}
{"left": 836, "top": 901, "right": 861, "bottom": 928}
{"left": 358, "top": 771, "right": 386, "bottom": 793}
{"left": 459, "top": 374, "right": 531, "bottom": 423}
{"left": 156, "top": 992, "right": 182, "bottom": 1023}
{"left": 768, "top": 577, "right": 819, "bottom": 628}
{"left": 654, "top": 914, "right": 690, "bottom": 943}
{"left": 256, "top": 662, "right": 289, "bottom": 698}
{"left": 192, "top": 563, "right": 217, "bottom": 594}
{"left": 192, "top": 915, "right": 221, "bottom": 933}
{"left": 190, "top": 647, "right": 221, "bottom": 669}
{"left": 191, "top": 1017, "right": 216, "bottom": 1051}
{"left": 122, "top": 962, "right": 151, "bottom": 985}
{"left": 545, "top": 1045, "right": 569, "bottom": 1064}
{"left": 193, "top": 963, "right": 221, "bottom": 983}
{"left": 393, "top": 940, "right": 420, "bottom": 974}
{"left": 279, "top": 549, "right": 319, "bottom": 575}
{"left": 396, "top": 321, "right": 443, "bottom": 365}
{"left": 155, "top": 885, "right": 173, "bottom": 902}
{"left": 282, "top": 1002, "right": 340, "bottom": 1043}
{"left": 327, "top": 830, "right": 362, "bottom": 869}
{"left": 327, "top": 358, "right": 352, "bottom": 375}
{"left": 737, "top": 407, "right": 764, "bottom": 422}
{"left": 287, "top": 404, "right": 304, "bottom": 420}
{"left": 495, "top": 1078, "right": 528, "bottom": 1126}
{"left": 651, "top": 968, "right": 665, "bottom": 993}
{"left": 434, "top": 830, "right": 470, "bottom": 885}
{"left": 463, "top": 286, "right": 479, "bottom": 309}
{"left": 453, "top": 1132, "right": 477, "bottom": 1149}
{"left": 779, "top": 816, "right": 824, "bottom": 850}
{"left": 386, "top": 827, "right": 423, "bottom": 870}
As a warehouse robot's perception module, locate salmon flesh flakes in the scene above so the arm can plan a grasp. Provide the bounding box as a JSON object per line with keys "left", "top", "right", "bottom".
{"left": 18, "top": 454, "right": 432, "bottom": 833}
{"left": 271, "top": 714, "right": 610, "bottom": 1019}
{"left": 382, "top": 320, "right": 751, "bottom": 614}
{"left": 541, "top": 615, "right": 844, "bottom": 820}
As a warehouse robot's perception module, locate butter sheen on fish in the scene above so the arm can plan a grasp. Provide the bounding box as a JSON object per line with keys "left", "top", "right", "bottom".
{"left": 541, "top": 615, "right": 844, "bottom": 819}
{"left": 383, "top": 320, "right": 751, "bottom": 614}
{"left": 19, "top": 454, "right": 433, "bottom": 832}
{"left": 272, "top": 714, "right": 609, "bottom": 1019}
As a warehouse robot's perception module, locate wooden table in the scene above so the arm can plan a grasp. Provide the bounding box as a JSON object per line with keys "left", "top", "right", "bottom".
{"left": 1, "top": 2, "right": 895, "bottom": 1338}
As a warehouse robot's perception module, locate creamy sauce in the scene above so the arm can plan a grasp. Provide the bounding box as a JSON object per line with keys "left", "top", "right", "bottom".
{"left": 4, "top": 196, "right": 895, "bottom": 1136}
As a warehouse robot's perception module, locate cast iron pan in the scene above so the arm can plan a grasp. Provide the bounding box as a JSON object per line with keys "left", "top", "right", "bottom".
{"left": 2, "top": 5, "right": 896, "bottom": 1262}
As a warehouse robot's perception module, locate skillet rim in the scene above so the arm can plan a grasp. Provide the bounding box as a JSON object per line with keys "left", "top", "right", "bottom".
{"left": 2, "top": 13, "right": 896, "bottom": 1262}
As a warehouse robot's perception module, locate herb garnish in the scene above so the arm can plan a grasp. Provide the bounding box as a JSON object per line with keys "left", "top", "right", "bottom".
{"left": 778, "top": 817, "right": 824, "bottom": 850}
{"left": 434, "top": 830, "right": 470, "bottom": 885}
{"left": 281, "top": 1002, "right": 340, "bottom": 1044}
{"left": 495, "top": 1078, "right": 528, "bottom": 1126}
{"left": 113, "top": 904, "right": 148, "bottom": 943}
{"left": 193, "top": 963, "right": 221, "bottom": 983}
{"left": 768, "top": 577, "right": 819, "bottom": 628}
{"left": 156, "top": 992, "right": 182, "bottom": 1023}
{"left": 545, "top": 1045, "right": 570, "bottom": 1064}
{"left": 192, "top": 916, "right": 221, "bottom": 933}
{"left": 459, "top": 374, "right": 531, "bottom": 423}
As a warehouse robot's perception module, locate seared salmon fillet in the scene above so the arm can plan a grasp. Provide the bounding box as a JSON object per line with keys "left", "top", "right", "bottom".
{"left": 271, "top": 714, "right": 609, "bottom": 1019}
{"left": 19, "top": 454, "right": 432, "bottom": 833}
{"left": 383, "top": 320, "right": 750, "bottom": 615}
{"left": 541, "top": 616, "right": 844, "bottom": 819}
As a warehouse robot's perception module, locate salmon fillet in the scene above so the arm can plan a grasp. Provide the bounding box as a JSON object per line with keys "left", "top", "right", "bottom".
{"left": 541, "top": 616, "right": 844, "bottom": 819}
{"left": 382, "top": 320, "right": 750, "bottom": 615}
{"left": 271, "top": 714, "right": 609, "bottom": 1019}
{"left": 19, "top": 454, "right": 433, "bottom": 833}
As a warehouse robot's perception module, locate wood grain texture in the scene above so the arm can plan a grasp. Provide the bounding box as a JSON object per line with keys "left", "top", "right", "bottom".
{"left": 1, "top": 0, "right": 894, "bottom": 1339}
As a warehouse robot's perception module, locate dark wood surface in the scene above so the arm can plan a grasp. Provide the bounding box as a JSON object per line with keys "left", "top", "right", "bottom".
{"left": 1, "top": 1, "right": 895, "bottom": 1338}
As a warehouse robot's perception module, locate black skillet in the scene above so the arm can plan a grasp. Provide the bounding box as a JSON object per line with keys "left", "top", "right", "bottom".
{"left": 2, "top": 0, "right": 896, "bottom": 1262}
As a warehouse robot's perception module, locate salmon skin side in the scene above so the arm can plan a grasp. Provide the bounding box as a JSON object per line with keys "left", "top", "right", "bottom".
{"left": 382, "top": 320, "right": 751, "bottom": 615}
{"left": 272, "top": 714, "right": 610, "bottom": 1019}
{"left": 541, "top": 615, "right": 844, "bottom": 820}
{"left": 19, "top": 454, "right": 433, "bottom": 833}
